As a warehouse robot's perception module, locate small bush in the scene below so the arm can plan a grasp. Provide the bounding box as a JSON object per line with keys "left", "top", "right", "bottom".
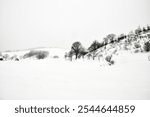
{"left": 110, "top": 60, "right": 115, "bottom": 65}
{"left": 53, "top": 55, "right": 59, "bottom": 59}
{"left": 123, "top": 43, "right": 129, "bottom": 50}
{"left": 105, "top": 55, "right": 112, "bottom": 63}
{"left": 105, "top": 55, "right": 115, "bottom": 65}
{"left": 0, "top": 56, "right": 3, "bottom": 61}
{"left": 147, "top": 34, "right": 150, "bottom": 38}
{"left": 134, "top": 43, "right": 141, "bottom": 48}
{"left": 3, "top": 54, "right": 9, "bottom": 60}
{"left": 144, "top": 41, "right": 150, "bottom": 52}
{"left": 36, "top": 52, "right": 48, "bottom": 59}
{"left": 134, "top": 49, "right": 140, "bottom": 53}
{"left": 23, "top": 50, "right": 49, "bottom": 59}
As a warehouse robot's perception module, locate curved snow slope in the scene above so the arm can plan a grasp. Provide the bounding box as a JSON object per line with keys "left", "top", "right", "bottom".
{"left": 0, "top": 53, "right": 150, "bottom": 99}
{"left": 1, "top": 47, "right": 68, "bottom": 59}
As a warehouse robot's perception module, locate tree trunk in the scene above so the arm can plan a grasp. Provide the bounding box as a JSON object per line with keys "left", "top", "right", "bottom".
{"left": 75, "top": 53, "right": 78, "bottom": 59}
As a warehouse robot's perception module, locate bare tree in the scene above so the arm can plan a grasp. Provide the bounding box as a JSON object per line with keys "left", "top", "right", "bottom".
{"left": 88, "top": 40, "right": 102, "bottom": 60}
{"left": 71, "top": 41, "right": 83, "bottom": 59}
{"left": 147, "top": 25, "right": 150, "bottom": 31}
{"left": 88, "top": 40, "right": 101, "bottom": 52}
{"left": 103, "top": 34, "right": 116, "bottom": 45}
{"left": 135, "top": 26, "right": 142, "bottom": 35}
{"left": 106, "top": 34, "right": 116, "bottom": 43}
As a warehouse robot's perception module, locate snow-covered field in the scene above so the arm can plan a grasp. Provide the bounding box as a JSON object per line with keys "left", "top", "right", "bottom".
{"left": 0, "top": 52, "right": 150, "bottom": 100}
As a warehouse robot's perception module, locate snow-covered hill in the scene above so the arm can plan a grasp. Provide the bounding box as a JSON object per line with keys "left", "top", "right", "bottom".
{"left": 84, "top": 31, "right": 150, "bottom": 66}
{"left": 0, "top": 29, "right": 150, "bottom": 100}
{"left": 0, "top": 47, "right": 68, "bottom": 60}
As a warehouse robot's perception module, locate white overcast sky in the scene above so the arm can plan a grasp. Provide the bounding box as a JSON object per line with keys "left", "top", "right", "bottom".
{"left": 0, "top": 0, "right": 150, "bottom": 51}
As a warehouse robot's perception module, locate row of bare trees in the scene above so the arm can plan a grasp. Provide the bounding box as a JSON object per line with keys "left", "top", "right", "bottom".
{"left": 66, "top": 25, "right": 150, "bottom": 60}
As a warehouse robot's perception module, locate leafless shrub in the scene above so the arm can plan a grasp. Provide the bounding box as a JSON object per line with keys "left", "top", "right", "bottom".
{"left": 105, "top": 55, "right": 115, "bottom": 65}
{"left": 53, "top": 55, "right": 59, "bottom": 59}
{"left": 134, "top": 43, "right": 141, "bottom": 49}
{"left": 23, "top": 50, "right": 49, "bottom": 59}
{"left": 144, "top": 41, "right": 150, "bottom": 52}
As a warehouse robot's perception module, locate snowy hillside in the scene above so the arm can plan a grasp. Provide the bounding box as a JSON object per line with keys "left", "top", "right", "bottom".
{"left": 0, "top": 26, "right": 150, "bottom": 100}
{"left": 82, "top": 31, "right": 150, "bottom": 66}
{"left": 0, "top": 47, "right": 68, "bottom": 60}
